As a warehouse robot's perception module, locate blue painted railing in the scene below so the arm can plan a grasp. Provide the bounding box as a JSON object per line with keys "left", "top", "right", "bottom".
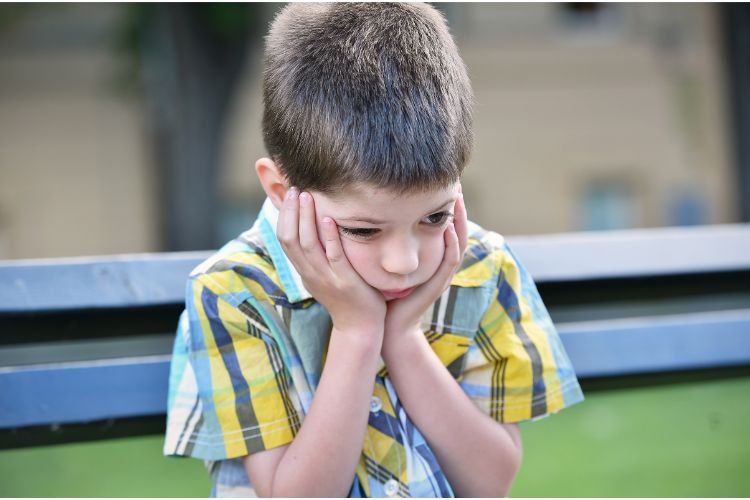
{"left": 1, "top": 224, "right": 749, "bottom": 447}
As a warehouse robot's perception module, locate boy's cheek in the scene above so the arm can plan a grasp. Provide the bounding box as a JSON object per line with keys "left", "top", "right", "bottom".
{"left": 340, "top": 241, "right": 379, "bottom": 283}
{"left": 339, "top": 239, "right": 366, "bottom": 269}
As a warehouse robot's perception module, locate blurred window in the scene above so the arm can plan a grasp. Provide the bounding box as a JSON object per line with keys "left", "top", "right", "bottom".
{"left": 669, "top": 188, "right": 707, "bottom": 227}
{"left": 581, "top": 180, "right": 637, "bottom": 231}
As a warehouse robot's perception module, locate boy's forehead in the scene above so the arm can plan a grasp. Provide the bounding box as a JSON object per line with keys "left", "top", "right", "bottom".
{"left": 314, "top": 182, "right": 458, "bottom": 219}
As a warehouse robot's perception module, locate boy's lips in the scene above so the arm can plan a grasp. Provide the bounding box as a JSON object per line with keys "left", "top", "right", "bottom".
{"left": 380, "top": 287, "right": 415, "bottom": 300}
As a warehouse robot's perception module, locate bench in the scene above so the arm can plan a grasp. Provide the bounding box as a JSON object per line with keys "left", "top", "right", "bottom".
{"left": 2, "top": 224, "right": 749, "bottom": 449}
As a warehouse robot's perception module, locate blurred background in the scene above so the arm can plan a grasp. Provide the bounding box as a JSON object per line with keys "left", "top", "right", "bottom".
{"left": 1, "top": 2, "right": 749, "bottom": 258}
{"left": 0, "top": 2, "right": 748, "bottom": 497}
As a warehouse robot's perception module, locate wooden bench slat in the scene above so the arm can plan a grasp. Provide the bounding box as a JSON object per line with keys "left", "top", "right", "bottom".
{"left": 559, "top": 309, "right": 750, "bottom": 377}
{"left": 508, "top": 223, "right": 750, "bottom": 282}
{"left": 0, "top": 253, "right": 207, "bottom": 312}
{"left": 2, "top": 309, "right": 748, "bottom": 429}
{"left": 1, "top": 224, "right": 748, "bottom": 313}
{"left": 0, "top": 356, "right": 170, "bottom": 429}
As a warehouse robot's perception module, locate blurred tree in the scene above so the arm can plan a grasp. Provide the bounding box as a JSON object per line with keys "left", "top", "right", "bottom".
{"left": 120, "top": 4, "right": 263, "bottom": 251}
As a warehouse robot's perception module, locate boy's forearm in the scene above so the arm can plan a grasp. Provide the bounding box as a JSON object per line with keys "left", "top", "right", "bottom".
{"left": 382, "top": 328, "right": 522, "bottom": 497}
{"left": 269, "top": 327, "right": 383, "bottom": 497}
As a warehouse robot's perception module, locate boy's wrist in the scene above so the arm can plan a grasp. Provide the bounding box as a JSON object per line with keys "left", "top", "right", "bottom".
{"left": 382, "top": 324, "right": 424, "bottom": 360}
{"left": 331, "top": 325, "right": 385, "bottom": 354}
{"left": 383, "top": 311, "right": 425, "bottom": 350}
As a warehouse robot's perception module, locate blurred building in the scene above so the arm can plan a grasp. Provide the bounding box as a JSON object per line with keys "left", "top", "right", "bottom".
{"left": 0, "top": 3, "right": 742, "bottom": 259}
{"left": 0, "top": 4, "right": 158, "bottom": 259}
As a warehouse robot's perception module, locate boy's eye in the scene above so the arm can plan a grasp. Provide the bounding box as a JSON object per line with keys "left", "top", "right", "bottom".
{"left": 423, "top": 211, "right": 453, "bottom": 226}
{"left": 339, "top": 211, "right": 453, "bottom": 240}
{"left": 339, "top": 226, "right": 379, "bottom": 239}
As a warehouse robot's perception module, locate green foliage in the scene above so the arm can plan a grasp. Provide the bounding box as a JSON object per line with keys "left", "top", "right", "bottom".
{"left": 110, "top": 4, "right": 153, "bottom": 95}
{"left": 199, "top": 3, "right": 254, "bottom": 39}
{"left": 111, "top": 3, "right": 260, "bottom": 96}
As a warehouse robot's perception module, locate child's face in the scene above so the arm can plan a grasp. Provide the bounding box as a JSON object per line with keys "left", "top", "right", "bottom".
{"left": 310, "top": 182, "right": 461, "bottom": 300}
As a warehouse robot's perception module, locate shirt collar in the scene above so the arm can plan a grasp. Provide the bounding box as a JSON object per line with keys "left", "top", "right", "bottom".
{"left": 257, "top": 197, "right": 314, "bottom": 303}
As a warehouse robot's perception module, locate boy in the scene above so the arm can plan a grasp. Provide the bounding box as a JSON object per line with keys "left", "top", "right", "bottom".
{"left": 164, "top": 3, "right": 584, "bottom": 497}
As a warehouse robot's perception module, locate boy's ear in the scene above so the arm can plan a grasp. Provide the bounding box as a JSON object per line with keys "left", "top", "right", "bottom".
{"left": 255, "top": 157, "right": 289, "bottom": 210}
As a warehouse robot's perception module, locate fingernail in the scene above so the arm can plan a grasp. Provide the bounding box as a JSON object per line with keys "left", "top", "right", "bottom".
{"left": 286, "top": 187, "right": 298, "bottom": 200}
{"left": 299, "top": 191, "right": 310, "bottom": 204}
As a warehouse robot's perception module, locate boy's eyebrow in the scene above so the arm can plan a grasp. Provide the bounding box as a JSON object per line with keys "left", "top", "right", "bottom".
{"left": 337, "top": 196, "right": 456, "bottom": 224}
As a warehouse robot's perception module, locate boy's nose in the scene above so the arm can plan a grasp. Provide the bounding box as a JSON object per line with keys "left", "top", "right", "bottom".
{"left": 381, "top": 238, "right": 419, "bottom": 276}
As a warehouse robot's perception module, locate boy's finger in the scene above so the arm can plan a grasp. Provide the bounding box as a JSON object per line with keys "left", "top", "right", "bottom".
{"left": 297, "top": 192, "right": 319, "bottom": 251}
{"left": 409, "top": 224, "right": 459, "bottom": 305}
{"left": 277, "top": 187, "right": 300, "bottom": 253}
{"left": 440, "top": 223, "right": 461, "bottom": 279}
{"left": 321, "top": 217, "right": 357, "bottom": 277}
{"left": 434, "top": 224, "right": 461, "bottom": 289}
{"left": 298, "top": 192, "right": 330, "bottom": 267}
{"left": 277, "top": 188, "right": 318, "bottom": 276}
{"left": 454, "top": 193, "right": 469, "bottom": 257}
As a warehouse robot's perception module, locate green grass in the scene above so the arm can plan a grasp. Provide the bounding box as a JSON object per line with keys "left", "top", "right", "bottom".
{"left": 0, "top": 376, "right": 748, "bottom": 497}
{"left": 0, "top": 434, "right": 211, "bottom": 497}
{"left": 511, "top": 376, "right": 750, "bottom": 497}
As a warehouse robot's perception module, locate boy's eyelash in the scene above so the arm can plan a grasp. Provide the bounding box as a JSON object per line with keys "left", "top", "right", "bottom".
{"left": 338, "top": 211, "right": 454, "bottom": 240}
{"left": 339, "top": 227, "right": 379, "bottom": 238}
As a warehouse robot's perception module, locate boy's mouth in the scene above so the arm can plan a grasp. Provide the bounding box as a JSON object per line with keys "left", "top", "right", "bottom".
{"left": 380, "top": 287, "right": 415, "bottom": 300}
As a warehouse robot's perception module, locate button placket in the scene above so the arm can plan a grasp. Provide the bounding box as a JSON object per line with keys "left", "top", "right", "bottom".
{"left": 370, "top": 396, "right": 382, "bottom": 413}
{"left": 384, "top": 478, "right": 399, "bottom": 497}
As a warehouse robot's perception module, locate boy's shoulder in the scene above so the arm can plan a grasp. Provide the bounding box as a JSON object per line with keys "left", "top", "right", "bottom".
{"left": 466, "top": 219, "right": 507, "bottom": 254}
{"left": 186, "top": 222, "right": 284, "bottom": 304}
{"left": 452, "top": 219, "right": 512, "bottom": 288}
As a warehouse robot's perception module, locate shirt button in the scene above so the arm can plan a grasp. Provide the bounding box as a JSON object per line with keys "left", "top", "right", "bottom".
{"left": 384, "top": 478, "right": 399, "bottom": 497}
{"left": 370, "top": 396, "right": 382, "bottom": 413}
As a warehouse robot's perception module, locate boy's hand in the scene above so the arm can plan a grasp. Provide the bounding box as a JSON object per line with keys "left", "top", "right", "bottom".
{"left": 382, "top": 192, "right": 469, "bottom": 352}
{"left": 277, "top": 188, "right": 387, "bottom": 337}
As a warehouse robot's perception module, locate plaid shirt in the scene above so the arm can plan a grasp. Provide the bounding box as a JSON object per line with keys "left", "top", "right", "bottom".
{"left": 164, "top": 198, "right": 584, "bottom": 497}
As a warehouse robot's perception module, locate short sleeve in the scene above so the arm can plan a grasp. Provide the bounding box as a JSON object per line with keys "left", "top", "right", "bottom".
{"left": 459, "top": 242, "right": 584, "bottom": 423}
{"left": 164, "top": 275, "right": 301, "bottom": 460}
